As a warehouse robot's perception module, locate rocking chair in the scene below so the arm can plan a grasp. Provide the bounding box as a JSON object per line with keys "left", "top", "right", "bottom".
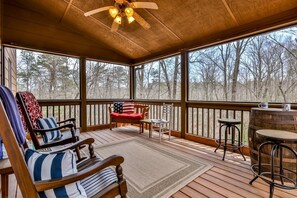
{"left": 0, "top": 87, "right": 127, "bottom": 198}
{"left": 16, "top": 91, "right": 80, "bottom": 152}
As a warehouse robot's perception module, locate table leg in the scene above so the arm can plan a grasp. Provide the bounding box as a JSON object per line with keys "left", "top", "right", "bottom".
{"left": 149, "top": 123, "right": 152, "bottom": 138}
{"left": 1, "top": 174, "right": 9, "bottom": 198}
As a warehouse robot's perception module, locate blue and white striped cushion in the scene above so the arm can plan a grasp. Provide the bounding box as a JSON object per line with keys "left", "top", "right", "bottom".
{"left": 81, "top": 167, "right": 118, "bottom": 197}
{"left": 36, "top": 117, "right": 62, "bottom": 143}
{"left": 25, "top": 149, "right": 87, "bottom": 198}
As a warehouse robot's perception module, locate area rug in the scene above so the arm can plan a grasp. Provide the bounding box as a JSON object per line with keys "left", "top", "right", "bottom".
{"left": 94, "top": 138, "right": 212, "bottom": 198}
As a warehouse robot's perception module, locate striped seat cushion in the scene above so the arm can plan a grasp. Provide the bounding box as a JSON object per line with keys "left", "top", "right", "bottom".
{"left": 25, "top": 149, "right": 87, "bottom": 198}
{"left": 78, "top": 157, "right": 118, "bottom": 197}
{"left": 36, "top": 117, "right": 62, "bottom": 143}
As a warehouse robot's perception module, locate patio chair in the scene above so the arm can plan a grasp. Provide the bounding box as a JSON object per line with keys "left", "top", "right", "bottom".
{"left": 151, "top": 103, "right": 174, "bottom": 142}
{"left": 0, "top": 86, "right": 127, "bottom": 198}
{"left": 16, "top": 91, "right": 82, "bottom": 158}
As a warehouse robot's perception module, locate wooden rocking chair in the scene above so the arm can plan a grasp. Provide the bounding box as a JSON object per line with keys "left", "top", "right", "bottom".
{"left": 16, "top": 91, "right": 82, "bottom": 158}
{"left": 0, "top": 94, "right": 127, "bottom": 197}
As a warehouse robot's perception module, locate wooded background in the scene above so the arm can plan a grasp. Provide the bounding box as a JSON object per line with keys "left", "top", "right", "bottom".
{"left": 16, "top": 26, "right": 297, "bottom": 102}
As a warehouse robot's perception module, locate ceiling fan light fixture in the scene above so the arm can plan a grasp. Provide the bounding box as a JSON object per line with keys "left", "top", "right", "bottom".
{"left": 109, "top": 8, "right": 118, "bottom": 18}
{"left": 125, "top": 7, "right": 134, "bottom": 17}
{"left": 114, "top": 15, "right": 122, "bottom": 24}
{"left": 127, "top": 16, "right": 135, "bottom": 24}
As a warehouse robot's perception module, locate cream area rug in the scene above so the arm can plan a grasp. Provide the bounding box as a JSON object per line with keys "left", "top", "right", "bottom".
{"left": 94, "top": 138, "right": 212, "bottom": 198}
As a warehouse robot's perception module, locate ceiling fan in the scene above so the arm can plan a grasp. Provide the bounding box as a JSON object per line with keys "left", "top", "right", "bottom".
{"left": 84, "top": 0, "right": 158, "bottom": 32}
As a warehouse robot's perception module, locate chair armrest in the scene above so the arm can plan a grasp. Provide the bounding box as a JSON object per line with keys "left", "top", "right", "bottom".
{"left": 45, "top": 138, "right": 94, "bottom": 154}
{"left": 33, "top": 123, "right": 74, "bottom": 134}
{"left": 34, "top": 155, "right": 124, "bottom": 191}
{"left": 57, "top": 118, "right": 76, "bottom": 124}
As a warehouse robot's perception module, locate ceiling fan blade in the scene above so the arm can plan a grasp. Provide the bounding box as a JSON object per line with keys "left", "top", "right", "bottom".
{"left": 111, "top": 21, "right": 119, "bottom": 32}
{"left": 84, "top": 6, "right": 114, "bottom": 16}
{"left": 131, "top": 2, "right": 158, "bottom": 9}
{"left": 133, "top": 12, "right": 151, "bottom": 29}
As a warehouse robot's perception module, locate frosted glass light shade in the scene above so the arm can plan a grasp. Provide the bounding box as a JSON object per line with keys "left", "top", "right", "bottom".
{"left": 109, "top": 8, "right": 118, "bottom": 18}
{"left": 125, "top": 7, "right": 134, "bottom": 17}
{"left": 114, "top": 15, "right": 122, "bottom": 24}
{"left": 127, "top": 16, "right": 135, "bottom": 24}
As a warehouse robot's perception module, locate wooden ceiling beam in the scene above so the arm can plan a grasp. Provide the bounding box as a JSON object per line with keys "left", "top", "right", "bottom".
{"left": 144, "top": 9, "right": 184, "bottom": 42}
{"left": 60, "top": 0, "right": 73, "bottom": 23}
{"left": 133, "top": 7, "right": 297, "bottom": 64}
{"left": 221, "top": 0, "right": 239, "bottom": 25}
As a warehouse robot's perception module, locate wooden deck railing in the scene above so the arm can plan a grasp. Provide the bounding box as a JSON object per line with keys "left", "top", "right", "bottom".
{"left": 39, "top": 100, "right": 81, "bottom": 126}
{"left": 38, "top": 99, "right": 295, "bottom": 146}
{"left": 187, "top": 102, "right": 252, "bottom": 145}
{"left": 86, "top": 100, "right": 113, "bottom": 126}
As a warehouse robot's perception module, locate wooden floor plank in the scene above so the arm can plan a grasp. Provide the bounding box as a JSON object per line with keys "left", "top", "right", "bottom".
{"left": 187, "top": 181, "right": 226, "bottom": 198}
{"left": 202, "top": 172, "right": 263, "bottom": 198}
{"left": 208, "top": 168, "right": 270, "bottom": 198}
{"left": 171, "top": 191, "right": 191, "bottom": 198}
{"left": 179, "top": 186, "right": 208, "bottom": 198}
{"left": 195, "top": 177, "right": 244, "bottom": 198}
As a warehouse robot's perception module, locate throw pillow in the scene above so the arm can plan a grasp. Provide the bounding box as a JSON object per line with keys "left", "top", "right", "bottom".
{"left": 25, "top": 149, "right": 87, "bottom": 198}
{"left": 113, "top": 102, "right": 123, "bottom": 113}
{"left": 36, "top": 117, "right": 62, "bottom": 143}
{"left": 122, "top": 102, "right": 134, "bottom": 114}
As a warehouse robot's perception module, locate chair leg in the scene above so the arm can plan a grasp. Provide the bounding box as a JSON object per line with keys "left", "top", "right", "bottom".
{"left": 159, "top": 125, "right": 162, "bottom": 142}
{"left": 168, "top": 129, "right": 171, "bottom": 141}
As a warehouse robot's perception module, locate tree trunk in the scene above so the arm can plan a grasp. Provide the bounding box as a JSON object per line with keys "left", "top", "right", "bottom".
{"left": 160, "top": 60, "right": 171, "bottom": 99}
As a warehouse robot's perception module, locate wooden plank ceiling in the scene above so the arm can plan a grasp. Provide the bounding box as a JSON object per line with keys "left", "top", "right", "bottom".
{"left": 3, "top": 0, "right": 297, "bottom": 64}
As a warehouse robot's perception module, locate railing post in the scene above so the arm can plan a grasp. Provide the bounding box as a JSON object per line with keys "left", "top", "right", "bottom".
{"left": 80, "top": 57, "right": 87, "bottom": 132}
{"left": 181, "top": 50, "right": 188, "bottom": 138}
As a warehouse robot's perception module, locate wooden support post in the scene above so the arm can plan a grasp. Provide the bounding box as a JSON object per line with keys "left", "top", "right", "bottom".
{"left": 130, "top": 66, "right": 135, "bottom": 100}
{"left": 181, "top": 50, "right": 188, "bottom": 138}
{"left": 80, "top": 57, "right": 87, "bottom": 132}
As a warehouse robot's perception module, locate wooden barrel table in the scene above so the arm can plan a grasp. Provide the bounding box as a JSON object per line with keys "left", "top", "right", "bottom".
{"left": 248, "top": 108, "right": 297, "bottom": 180}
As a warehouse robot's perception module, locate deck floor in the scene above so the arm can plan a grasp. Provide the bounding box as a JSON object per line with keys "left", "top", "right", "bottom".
{"left": 4, "top": 126, "right": 297, "bottom": 198}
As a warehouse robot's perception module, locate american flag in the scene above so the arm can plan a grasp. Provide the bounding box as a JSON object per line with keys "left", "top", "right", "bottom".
{"left": 122, "top": 102, "right": 134, "bottom": 114}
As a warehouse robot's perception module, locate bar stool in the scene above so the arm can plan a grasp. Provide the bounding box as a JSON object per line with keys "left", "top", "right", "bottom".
{"left": 214, "top": 118, "right": 246, "bottom": 161}
{"left": 250, "top": 129, "right": 297, "bottom": 198}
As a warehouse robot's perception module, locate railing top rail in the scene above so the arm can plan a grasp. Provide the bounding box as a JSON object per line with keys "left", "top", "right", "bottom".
{"left": 38, "top": 99, "right": 297, "bottom": 112}
{"left": 133, "top": 100, "right": 181, "bottom": 106}
{"left": 86, "top": 99, "right": 182, "bottom": 106}
{"left": 38, "top": 100, "right": 81, "bottom": 106}
{"left": 187, "top": 101, "right": 297, "bottom": 111}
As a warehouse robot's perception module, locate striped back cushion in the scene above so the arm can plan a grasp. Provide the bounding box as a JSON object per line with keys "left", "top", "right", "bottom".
{"left": 36, "top": 117, "right": 62, "bottom": 143}
{"left": 25, "top": 149, "right": 87, "bottom": 198}
{"left": 122, "top": 102, "right": 134, "bottom": 114}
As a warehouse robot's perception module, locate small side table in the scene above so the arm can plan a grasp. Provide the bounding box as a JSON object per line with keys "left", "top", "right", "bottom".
{"left": 0, "top": 159, "right": 14, "bottom": 198}
{"left": 140, "top": 119, "right": 152, "bottom": 138}
{"left": 214, "top": 118, "right": 246, "bottom": 161}
{"left": 250, "top": 129, "right": 297, "bottom": 198}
